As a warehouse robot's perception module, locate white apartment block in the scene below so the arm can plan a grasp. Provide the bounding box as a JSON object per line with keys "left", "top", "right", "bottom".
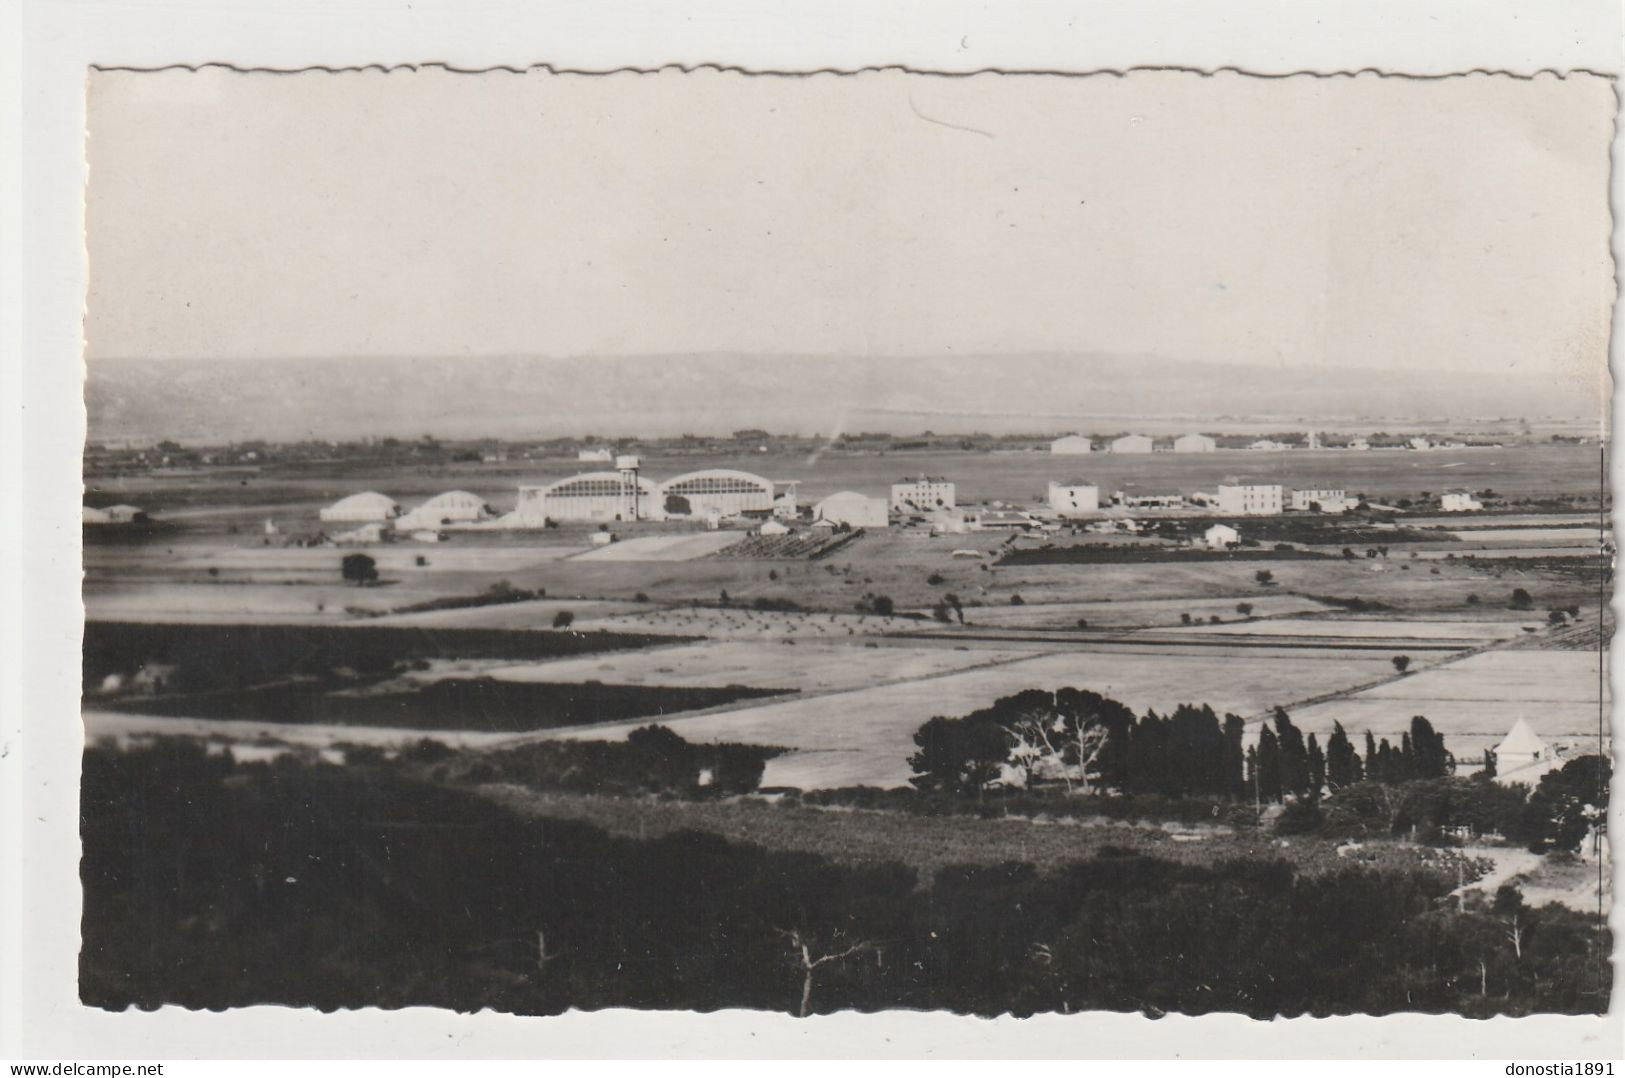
{"left": 1216, "top": 483, "right": 1284, "bottom": 516}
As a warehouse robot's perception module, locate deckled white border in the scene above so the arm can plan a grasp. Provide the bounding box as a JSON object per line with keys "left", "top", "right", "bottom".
{"left": 4, "top": 0, "right": 1623, "bottom": 1060}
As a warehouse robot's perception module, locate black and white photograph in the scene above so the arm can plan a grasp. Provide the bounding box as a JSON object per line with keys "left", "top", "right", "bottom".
{"left": 6, "top": 3, "right": 1622, "bottom": 1060}
{"left": 71, "top": 63, "right": 1614, "bottom": 1023}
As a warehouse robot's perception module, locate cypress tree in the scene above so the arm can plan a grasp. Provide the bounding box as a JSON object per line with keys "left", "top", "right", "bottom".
{"left": 1273, "top": 708, "right": 1310, "bottom": 799}
{"left": 1326, "top": 721, "right": 1356, "bottom": 789}
{"left": 1307, "top": 732, "right": 1326, "bottom": 801}
{"left": 1410, "top": 715, "right": 1452, "bottom": 779}
{"left": 1223, "top": 713, "right": 1247, "bottom": 800}
{"left": 1257, "top": 725, "right": 1283, "bottom": 803}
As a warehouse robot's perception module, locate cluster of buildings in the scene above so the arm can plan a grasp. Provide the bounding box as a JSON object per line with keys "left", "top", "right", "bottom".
{"left": 1049, "top": 431, "right": 1491, "bottom": 454}
{"left": 310, "top": 452, "right": 1490, "bottom": 546}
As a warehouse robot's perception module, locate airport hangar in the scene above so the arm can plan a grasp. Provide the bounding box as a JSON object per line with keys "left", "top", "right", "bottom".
{"left": 514, "top": 459, "right": 779, "bottom": 523}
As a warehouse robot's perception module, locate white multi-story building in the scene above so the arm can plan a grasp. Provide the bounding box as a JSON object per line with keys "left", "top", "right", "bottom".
{"left": 1047, "top": 481, "right": 1101, "bottom": 518}
{"left": 1290, "top": 488, "right": 1350, "bottom": 513}
{"left": 1173, "top": 433, "right": 1217, "bottom": 454}
{"left": 1110, "top": 434, "right": 1155, "bottom": 454}
{"left": 891, "top": 476, "right": 956, "bottom": 513}
{"left": 1216, "top": 483, "right": 1284, "bottom": 516}
{"left": 1050, "top": 434, "right": 1093, "bottom": 455}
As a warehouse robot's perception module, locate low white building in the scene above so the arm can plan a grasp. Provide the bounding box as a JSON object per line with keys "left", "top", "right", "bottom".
{"left": 815, "top": 490, "right": 890, "bottom": 529}
{"left": 974, "top": 509, "right": 1037, "bottom": 531}
{"left": 1291, "top": 488, "right": 1350, "bottom": 513}
{"left": 1216, "top": 482, "right": 1284, "bottom": 516}
{"left": 1047, "top": 480, "right": 1101, "bottom": 518}
{"left": 1204, "top": 523, "right": 1240, "bottom": 549}
{"left": 1050, "top": 434, "right": 1093, "bottom": 455}
{"left": 1110, "top": 433, "right": 1155, "bottom": 454}
{"left": 577, "top": 448, "right": 614, "bottom": 463}
{"left": 1440, "top": 490, "right": 1482, "bottom": 513}
{"left": 890, "top": 475, "right": 956, "bottom": 513}
{"left": 1173, "top": 433, "right": 1217, "bottom": 454}
{"left": 1349, "top": 437, "right": 1371, "bottom": 451}
{"left": 758, "top": 519, "right": 792, "bottom": 537}
{"left": 333, "top": 522, "right": 388, "bottom": 544}
{"left": 320, "top": 491, "right": 402, "bottom": 523}
{"left": 1408, "top": 437, "right": 1432, "bottom": 451}
{"left": 1115, "top": 490, "right": 1184, "bottom": 510}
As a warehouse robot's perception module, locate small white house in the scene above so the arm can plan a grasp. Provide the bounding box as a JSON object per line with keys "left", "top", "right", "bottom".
{"left": 758, "top": 519, "right": 792, "bottom": 537}
{"left": 1408, "top": 437, "right": 1432, "bottom": 452}
{"left": 1440, "top": 490, "right": 1482, "bottom": 513}
{"left": 1204, "top": 523, "right": 1240, "bottom": 550}
{"left": 333, "top": 522, "right": 388, "bottom": 545}
{"left": 1173, "top": 433, "right": 1217, "bottom": 454}
{"left": 1050, "top": 434, "right": 1093, "bottom": 455}
{"left": 1047, "top": 481, "right": 1101, "bottom": 518}
{"left": 577, "top": 448, "right": 614, "bottom": 463}
{"left": 590, "top": 530, "right": 615, "bottom": 546}
{"left": 1110, "top": 434, "right": 1155, "bottom": 454}
{"left": 1291, "top": 488, "right": 1350, "bottom": 513}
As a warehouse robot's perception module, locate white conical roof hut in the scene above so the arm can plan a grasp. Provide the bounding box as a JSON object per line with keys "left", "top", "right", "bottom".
{"left": 1494, "top": 718, "right": 1548, "bottom": 763}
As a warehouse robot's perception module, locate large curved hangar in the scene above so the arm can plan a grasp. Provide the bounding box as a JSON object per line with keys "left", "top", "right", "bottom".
{"left": 659, "top": 469, "right": 775, "bottom": 518}
{"left": 516, "top": 472, "right": 664, "bottom": 523}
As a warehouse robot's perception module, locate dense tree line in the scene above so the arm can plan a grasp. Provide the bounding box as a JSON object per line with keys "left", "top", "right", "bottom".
{"left": 910, "top": 692, "right": 1454, "bottom": 804}
{"left": 81, "top": 741, "right": 1610, "bottom": 1018}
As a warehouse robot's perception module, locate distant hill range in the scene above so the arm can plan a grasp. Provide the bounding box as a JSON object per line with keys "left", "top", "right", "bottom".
{"left": 85, "top": 354, "right": 1605, "bottom": 443}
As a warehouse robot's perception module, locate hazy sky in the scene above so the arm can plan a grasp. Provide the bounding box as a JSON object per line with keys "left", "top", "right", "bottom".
{"left": 86, "top": 68, "right": 1613, "bottom": 398}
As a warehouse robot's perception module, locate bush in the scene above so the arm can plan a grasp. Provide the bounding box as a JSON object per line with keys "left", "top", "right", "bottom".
{"left": 927, "top": 573, "right": 946, "bottom": 586}
{"left": 1274, "top": 799, "right": 1324, "bottom": 836}
{"left": 552, "top": 611, "right": 575, "bottom": 628}
{"left": 1510, "top": 587, "right": 1534, "bottom": 611}
{"left": 1010, "top": 594, "right": 1025, "bottom": 606}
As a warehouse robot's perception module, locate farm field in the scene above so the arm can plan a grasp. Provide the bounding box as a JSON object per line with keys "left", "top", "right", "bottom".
{"left": 479, "top": 639, "right": 1042, "bottom": 694}
{"left": 919, "top": 593, "right": 1330, "bottom": 629}
{"left": 1448, "top": 528, "right": 1600, "bottom": 545}
{"left": 568, "top": 532, "right": 743, "bottom": 562}
{"left": 1287, "top": 649, "right": 1609, "bottom": 762}
{"left": 573, "top": 606, "right": 931, "bottom": 638}
{"left": 1165, "top": 617, "right": 1528, "bottom": 641}
{"left": 539, "top": 644, "right": 1406, "bottom": 788}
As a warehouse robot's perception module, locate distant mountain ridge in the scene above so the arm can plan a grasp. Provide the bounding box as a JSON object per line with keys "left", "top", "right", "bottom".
{"left": 84, "top": 354, "right": 1605, "bottom": 443}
